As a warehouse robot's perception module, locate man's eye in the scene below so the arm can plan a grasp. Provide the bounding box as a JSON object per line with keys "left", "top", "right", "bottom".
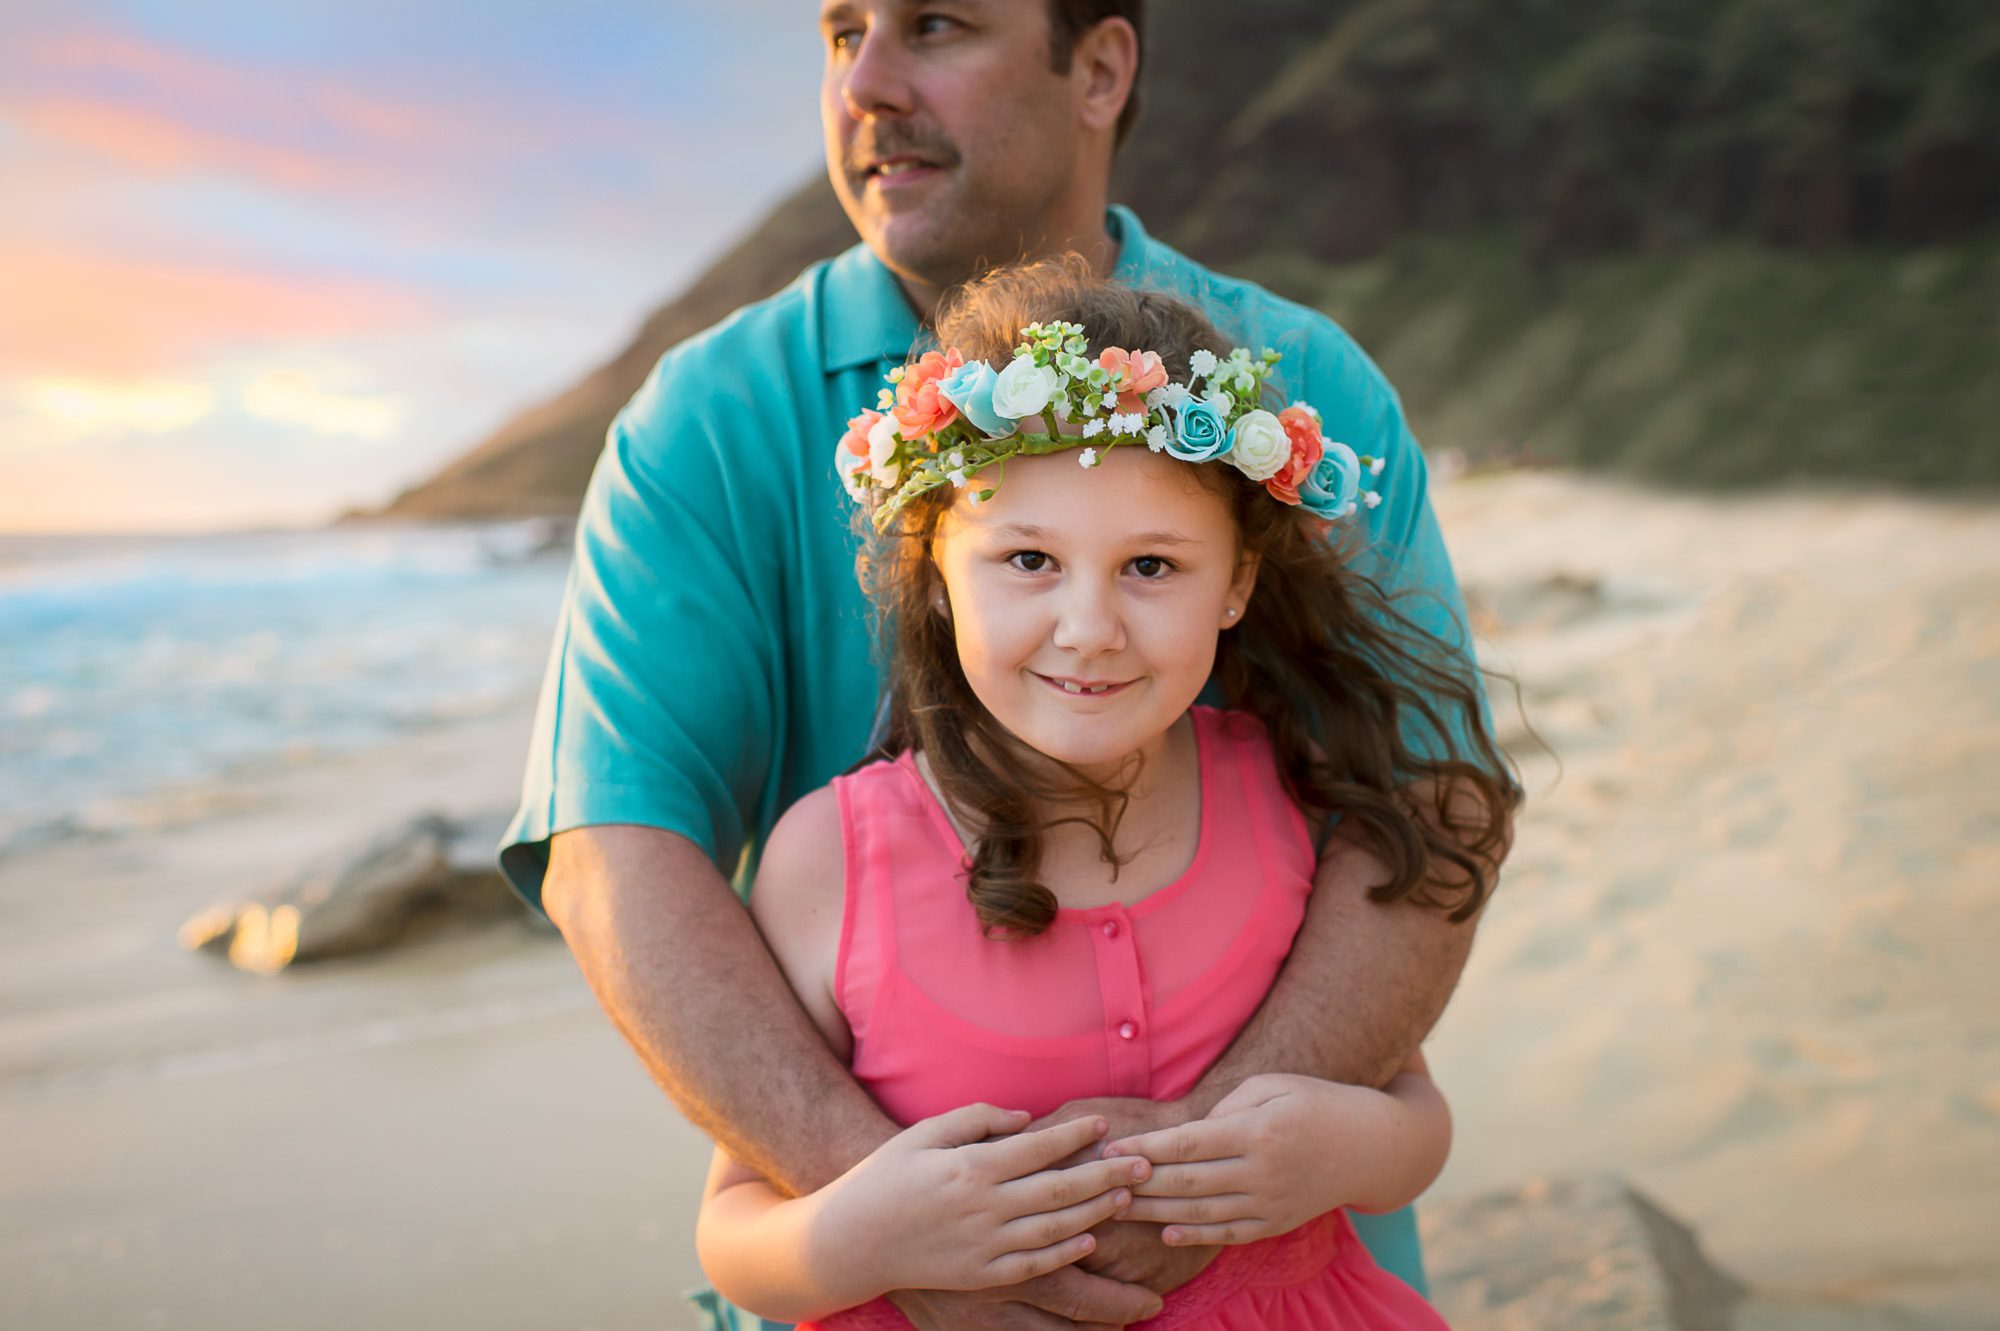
{"left": 915, "top": 14, "right": 960, "bottom": 37}
{"left": 1131, "top": 556, "right": 1172, "bottom": 579}
{"left": 1008, "top": 551, "right": 1050, "bottom": 573}
{"left": 826, "top": 27, "right": 861, "bottom": 53}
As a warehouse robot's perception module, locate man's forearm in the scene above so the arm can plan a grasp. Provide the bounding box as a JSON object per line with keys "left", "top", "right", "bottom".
{"left": 1185, "top": 828, "right": 1482, "bottom": 1110}
{"left": 545, "top": 824, "right": 893, "bottom": 1195}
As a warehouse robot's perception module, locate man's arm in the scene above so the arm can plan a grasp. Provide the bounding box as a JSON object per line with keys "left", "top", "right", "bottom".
{"left": 544, "top": 823, "right": 886, "bottom": 1193}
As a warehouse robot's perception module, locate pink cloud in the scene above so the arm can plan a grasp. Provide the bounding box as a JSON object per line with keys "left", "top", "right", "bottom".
{"left": 8, "top": 25, "right": 663, "bottom": 202}
{"left": 0, "top": 245, "right": 432, "bottom": 377}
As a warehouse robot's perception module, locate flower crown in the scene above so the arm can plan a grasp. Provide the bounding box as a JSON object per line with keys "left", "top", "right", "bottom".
{"left": 837, "top": 321, "right": 1386, "bottom": 530}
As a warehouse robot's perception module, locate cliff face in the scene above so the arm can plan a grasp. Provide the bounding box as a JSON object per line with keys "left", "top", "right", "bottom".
{"left": 378, "top": 0, "right": 1999, "bottom": 519}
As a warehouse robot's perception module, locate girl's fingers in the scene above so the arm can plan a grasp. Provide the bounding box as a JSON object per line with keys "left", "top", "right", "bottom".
{"left": 975, "top": 1114, "right": 1108, "bottom": 1180}
{"left": 913, "top": 1102, "right": 1034, "bottom": 1149}
{"left": 997, "top": 1153, "right": 1151, "bottom": 1215}
{"left": 1101, "top": 1118, "right": 1241, "bottom": 1165}
{"left": 1127, "top": 1159, "right": 1244, "bottom": 1199}
{"left": 983, "top": 1227, "right": 1099, "bottom": 1288}
{"left": 1117, "top": 1192, "right": 1258, "bottom": 1226}
{"left": 1163, "top": 1218, "right": 1270, "bottom": 1247}
{"left": 995, "top": 1185, "right": 1134, "bottom": 1258}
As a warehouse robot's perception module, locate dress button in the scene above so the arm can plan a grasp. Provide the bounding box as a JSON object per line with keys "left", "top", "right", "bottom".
{"left": 1101, "top": 919, "right": 1120, "bottom": 940}
{"left": 1118, "top": 1020, "right": 1138, "bottom": 1040}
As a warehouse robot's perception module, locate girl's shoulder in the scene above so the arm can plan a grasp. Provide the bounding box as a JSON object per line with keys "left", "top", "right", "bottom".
{"left": 747, "top": 784, "right": 852, "bottom": 1054}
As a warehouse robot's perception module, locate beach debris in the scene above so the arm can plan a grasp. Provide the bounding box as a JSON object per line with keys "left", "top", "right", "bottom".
{"left": 1422, "top": 1175, "right": 1745, "bottom": 1330}
{"left": 178, "top": 810, "right": 530, "bottom": 973}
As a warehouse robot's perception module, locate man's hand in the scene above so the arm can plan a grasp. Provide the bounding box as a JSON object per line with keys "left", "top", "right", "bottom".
{"left": 888, "top": 1266, "right": 1163, "bottom": 1331}
{"left": 1026, "top": 1097, "right": 1222, "bottom": 1296}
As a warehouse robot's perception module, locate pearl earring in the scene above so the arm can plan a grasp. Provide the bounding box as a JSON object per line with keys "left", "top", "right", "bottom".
{"left": 1225, "top": 607, "right": 1239, "bottom": 619}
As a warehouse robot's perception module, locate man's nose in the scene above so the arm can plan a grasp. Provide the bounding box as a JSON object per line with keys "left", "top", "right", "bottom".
{"left": 839, "top": 26, "right": 916, "bottom": 121}
{"left": 1051, "top": 582, "right": 1125, "bottom": 659}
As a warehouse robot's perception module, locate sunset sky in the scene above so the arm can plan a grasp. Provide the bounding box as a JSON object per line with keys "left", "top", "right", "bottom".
{"left": 0, "top": 1, "right": 826, "bottom": 532}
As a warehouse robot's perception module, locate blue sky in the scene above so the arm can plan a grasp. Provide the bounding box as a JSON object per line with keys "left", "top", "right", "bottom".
{"left": 0, "top": 0, "right": 829, "bottom": 531}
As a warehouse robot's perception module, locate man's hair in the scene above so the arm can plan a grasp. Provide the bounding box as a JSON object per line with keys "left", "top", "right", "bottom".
{"left": 1045, "top": 0, "right": 1145, "bottom": 148}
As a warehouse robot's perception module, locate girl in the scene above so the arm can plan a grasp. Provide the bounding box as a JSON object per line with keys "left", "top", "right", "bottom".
{"left": 695, "top": 258, "right": 1515, "bottom": 1329}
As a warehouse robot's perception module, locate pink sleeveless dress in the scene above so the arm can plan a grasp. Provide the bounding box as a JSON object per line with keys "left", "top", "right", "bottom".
{"left": 808, "top": 707, "right": 1447, "bottom": 1331}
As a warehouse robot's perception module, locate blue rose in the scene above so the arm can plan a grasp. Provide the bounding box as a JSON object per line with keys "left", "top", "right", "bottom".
{"left": 1298, "top": 441, "right": 1361, "bottom": 519}
{"left": 1164, "top": 399, "right": 1232, "bottom": 462}
{"left": 937, "top": 361, "right": 1019, "bottom": 439}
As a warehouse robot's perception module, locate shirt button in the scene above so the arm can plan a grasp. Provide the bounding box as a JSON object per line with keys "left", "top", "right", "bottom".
{"left": 1118, "top": 1020, "right": 1138, "bottom": 1040}
{"left": 1101, "top": 919, "right": 1120, "bottom": 940}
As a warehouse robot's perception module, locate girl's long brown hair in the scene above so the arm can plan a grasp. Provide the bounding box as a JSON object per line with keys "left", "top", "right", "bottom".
{"left": 858, "top": 256, "right": 1519, "bottom": 937}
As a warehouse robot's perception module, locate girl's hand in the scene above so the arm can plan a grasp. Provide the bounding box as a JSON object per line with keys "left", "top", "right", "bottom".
{"left": 1101, "top": 1072, "right": 1434, "bottom": 1246}
{"left": 811, "top": 1103, "right": 1154, "bottom": 1297}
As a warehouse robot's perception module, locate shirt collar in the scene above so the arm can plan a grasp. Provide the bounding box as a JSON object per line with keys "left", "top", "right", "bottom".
{"left": 821, "top": 204, "right": 1164, "bottom": 373}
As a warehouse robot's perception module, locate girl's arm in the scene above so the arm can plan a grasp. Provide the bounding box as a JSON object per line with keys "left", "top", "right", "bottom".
{"left": 1099, "top": 1050, "right": 1451, "bottom": 1246}
{"left": 694, "top": 786, "right": 1148, "bottom": 1320}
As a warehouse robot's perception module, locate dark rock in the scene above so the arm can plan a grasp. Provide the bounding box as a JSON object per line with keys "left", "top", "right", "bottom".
{"left": 179, "top": 811, "right": 532, "bottom": 974}
{"left": 1422, "top": 1176, "right": 1747, "bottom": 1330}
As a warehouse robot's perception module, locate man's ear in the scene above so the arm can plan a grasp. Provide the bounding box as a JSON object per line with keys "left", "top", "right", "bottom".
{"left": 1073, "top": 16, "right": 1139, "bottom": 136}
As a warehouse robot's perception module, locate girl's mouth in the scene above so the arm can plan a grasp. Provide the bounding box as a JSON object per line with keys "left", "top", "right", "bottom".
{"left": 1034, "top": 673, "right": 1133, "bottom": 699}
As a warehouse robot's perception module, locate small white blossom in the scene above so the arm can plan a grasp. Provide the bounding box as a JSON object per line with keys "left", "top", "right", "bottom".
{"left": 1189, "top": 349, "right": 1218, "bottom": 378}
{"left": 1101, "top": 390, "right": 1117, "bottom": 410}
{"left": 1146, "top": 425, "right": 1169, "bottom": 452}
{"left": 1082, "top": 418, "right": 1105, "bottom": 438}
{"left": 1147, "top": 383, "right": 1194, "bottom": 412}
{"left": 947, "top": 450, "right": 965, "bottom": 469}
{"left": 1363, "top": 489, "right": 1383, "bottom": 509}
{"left": 1079, "top": 447, "right": 1099, "bottom": 468}
{"left": 948, "top": 469, "right": 968, "bottom": 488}
{"left": 1368, "top": 455, "right": 1385, "bottom": 476}
{"left": 1112, "top": 412, "right": 1143, "bottom": 435}
{"left": 1204, "top": 388, "right": 1234, "bottom": 414}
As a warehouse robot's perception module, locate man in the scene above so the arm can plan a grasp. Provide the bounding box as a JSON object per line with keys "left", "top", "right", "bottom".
{"left": 501, "top": 3, "right": 1501, "bottom": 1327}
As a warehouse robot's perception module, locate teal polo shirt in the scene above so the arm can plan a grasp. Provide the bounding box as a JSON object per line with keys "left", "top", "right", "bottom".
{"left": 502, "top": 204, "right": 1475, "bottom": 1300}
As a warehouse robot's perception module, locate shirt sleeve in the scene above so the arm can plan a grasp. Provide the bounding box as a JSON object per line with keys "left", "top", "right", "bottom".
{"left": 499, "top": 349, "right": 781, "bottom": 915}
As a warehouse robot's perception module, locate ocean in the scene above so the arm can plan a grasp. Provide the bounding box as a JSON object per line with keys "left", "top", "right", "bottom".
{"left": 0, "top": 522, "right": 572, "bottom": 857}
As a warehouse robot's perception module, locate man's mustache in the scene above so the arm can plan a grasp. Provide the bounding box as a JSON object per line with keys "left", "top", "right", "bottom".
{"left": 847, "top": 129, "right": 959, "bottom": 176}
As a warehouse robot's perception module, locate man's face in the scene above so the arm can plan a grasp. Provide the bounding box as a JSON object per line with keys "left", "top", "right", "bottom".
{"left": 819, "top": 0, "right": 1087, "bottom": 288}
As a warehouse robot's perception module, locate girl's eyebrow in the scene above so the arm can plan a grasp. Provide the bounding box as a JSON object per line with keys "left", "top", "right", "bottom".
{"left": 983, "top": 523, "right": 1199, "bottom": 547}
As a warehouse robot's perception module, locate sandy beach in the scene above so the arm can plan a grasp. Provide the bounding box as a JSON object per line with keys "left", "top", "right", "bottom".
{"left": 4, "top": 471, "right": 1995, "bottom": 1330}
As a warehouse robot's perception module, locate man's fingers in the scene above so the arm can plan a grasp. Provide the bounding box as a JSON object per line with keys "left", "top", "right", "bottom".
{"left": 915, "top": 1102, "right": 1033, "bottom": 1149}
{"left": 1102, "top": 1118, "right": 1239, "bottom": 1165}
{"left": 1117, "top": 1192, "right": 1257, "bottom": 1226}
{"left": 1012, "top": 1263, "right": 1165, "bottom": 1325}
{"left": 975, "top": 1114, "right": 1108, "bottom": 1180}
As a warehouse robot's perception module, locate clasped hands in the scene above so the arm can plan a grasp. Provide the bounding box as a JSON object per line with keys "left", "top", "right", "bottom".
{"left": 872, "top": 1074, "right": 1374, "bottom": 1331}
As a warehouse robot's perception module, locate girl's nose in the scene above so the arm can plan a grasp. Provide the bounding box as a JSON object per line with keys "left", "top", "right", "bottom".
{"left": 1051, "top": 583, "right": 1125, "bottom": 658}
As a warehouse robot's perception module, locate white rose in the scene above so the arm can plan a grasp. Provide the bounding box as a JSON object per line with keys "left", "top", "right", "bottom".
{"left": 834, "top": 439, "right": 870, "bottom": 501}
{"left": 991, "top": 357, "right": 1060, "bottom": 419}
{"left": 1228, "top": 409, "right": 1289, "bottom": 482}
{"left": 867, "top": 413, "right": 902, "bottom": 487}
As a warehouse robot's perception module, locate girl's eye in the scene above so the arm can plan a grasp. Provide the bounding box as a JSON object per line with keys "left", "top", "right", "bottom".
{"left": 1131, "top": 556, "right": 1172, "bottom": 579}
{"left": 1008, "top": 551, "right": 1050, "bottom": 573}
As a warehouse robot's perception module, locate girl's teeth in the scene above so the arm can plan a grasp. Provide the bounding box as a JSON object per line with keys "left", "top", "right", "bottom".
{"left": 1058, "top": 680, "right": 1111, "bottom": 694}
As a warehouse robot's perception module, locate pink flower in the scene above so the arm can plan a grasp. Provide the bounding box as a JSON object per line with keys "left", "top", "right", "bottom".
{"left": 893, "top": 349, "right": 965, "bottom": 442}
{"left": 1266, "top": 404, "right": 1326, "bottom": 506}
{"left": 1098, "top": 347, "right": 1167, "bottom": 414}
{"left": 840, "top": 408, "right": 884, "bottom": 458}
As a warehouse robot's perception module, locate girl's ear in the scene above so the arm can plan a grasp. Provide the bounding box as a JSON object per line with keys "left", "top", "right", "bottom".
{"left": 1223, "top": 551, "right": 1260, "bottom": 629}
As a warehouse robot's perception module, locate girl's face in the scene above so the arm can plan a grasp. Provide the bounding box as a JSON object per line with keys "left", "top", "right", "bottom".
{"left": 929, "top": 445, "right": 1257, "bottom": 782}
